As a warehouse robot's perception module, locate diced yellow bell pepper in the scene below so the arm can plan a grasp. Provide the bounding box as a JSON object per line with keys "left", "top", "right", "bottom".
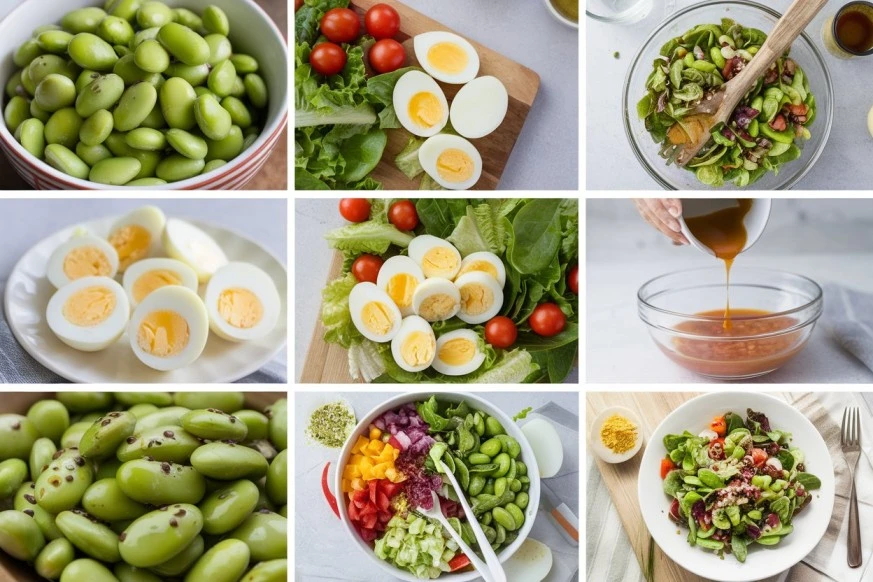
{"left": 369, "top": 427, "right": 382, "bottom": 440}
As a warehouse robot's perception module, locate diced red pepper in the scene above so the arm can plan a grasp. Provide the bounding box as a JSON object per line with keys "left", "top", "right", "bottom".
{"left": 388, "top": 435, "right": 403, "bottom": 451}
{"left": 449, "top": 554, "right": 471, "bottom": 572}
{"left": 660, "top": 458, "right": 675, "bottom": 479}
{"left": 321, "top": 463, "right": 340, "bottom": 518}
{"left": 347, "top": 479, "right": 401, "bottom": 545}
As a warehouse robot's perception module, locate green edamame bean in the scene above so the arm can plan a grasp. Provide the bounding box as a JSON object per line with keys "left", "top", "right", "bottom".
{"left": 45, "top": 108, "right": 84, "bottom": 149}
{"left": 175, "top": 392, "right": 245, "bottom": 413}
{"left": 468, "top": 452, "right": 492, "bottom": 465}
{"left": 206, "top": 124, "right": 242, "bottom": 161}
{"left": 240, "top": 559, "right": 287, "bottom": 582}
{"left": 34, "top": 448, "right": 93, "bottom": 513}
{"left": 117, "top": 459, "right": 206, "bottom": 505}
{"left": 134, "top": 39, "right": 170, "bottom": 74}
{"left": 228, "top": 511, "right": 286, "bottom": 562}
{"left": 266, "top": 399, "right": 287, "bottom": 451}
{"left": 74, "top": 70, "right": 100, "bottom": 93}
{"left": 265, "top": 449, "right": 287, "bottom": 505}
{"left": 17, "top": 118, "right": 46, "bottom": 159}
{"left": 231, "top": 75, "right": 246, "bottom": 98}
{"left": 115, "top": 392, "right": 174, "bottom": 407}
{"left": 114, "top": 563, "right": 163, "bottom": 582}
{"left": 125, "top": 127, "right": 165, "bottom": 150}
{"left": 35, "top": 537, "right": 75, "bottom": 580}
{"left": 515, "top": 491, "right": 529, "bottom": 509}
{"left": 509, "top": 478, "right": 522, "bottom": 493}
{"left": 490, "top": 453, "right": 511, "bottom": 478}
{"left": 516, "top": 461, "right": 527, "bottom": 476}
{"left": 493, "top": 476, "right": 507, "bottom": 498}
{"left": 117, "top": 425, "right": 200, "bottom": 463}
{"left": 191, "top": 442, "right": 267, "bottom": 480}
{"left": 0, "top": 510, "right": 45, "bottom": 560}
{"left": 60, "top": 422, "right": 92, "bottom": 449}
{"left": 14, "top": 39, "right": 44, "bottom": 68}
{"left": 6, "top": 70, "right": 23, "bottom": 98}
{"left": 113, "top": 54, "right": 161, "bottom": 86}
{"left": 79, "top": 109, "right": 114, "bottom": 146}
{"left": 468, "top": 474, "right": 486, "bottom": 496}
{"left": 202, "top": 159, "right": 226, "bottom": 174}
{"left": 14, "top": 482, "right": 63, "bottom": 541}
{"left": 4, "top": 96, "right": 30, "bottom": 133}
{"left": 82, "top": 478, "right": 148, "bottom": 522}
{"left": 496, "top": 435, "right": 522, "bottom": 459}
{"left": 174, "top": 8, "right": 203, "bottom": 31}
{"left": 119, "top": 504, "right": 203, "bottom": 568}
{"left": 199, "top": 479, "right": 259, "bottom": 535}
{"left": 181, "top": 409, "right": 247, "bottom": 440}
{"left": 484, "top": 416, "right": 505, "bottom": 437}
{"left": 235, "top": 410, "right": 270, "bottom": 441}
{"left": 229, "top": 54, "right": 259, "bottom": 74}
{"left": 133, "top": 26, "right": 161, "bottom": 47}
{"left": 242, "top": 131, "right": 257, "bottom": 151}
{"left": 58, "top": 392, "right": 113, "bottom": 414}
{"left": 29, "top": 55, "right": 74, "bottom": 87}
{"left": 108, "top": 0, "right": 141, "bottom": 21}
{"left": 166, "top": 128, "right": 207, "bottom": 159}
{"left": 79, "top": 411, "right": 137, "bottom": 460}
{"left": 134, "top": 406, "right": 190, "bottom": 431}
{"left": 208, "top": 59, "right": 236, "bottom": 97}
{"left": 29, "top": 438, "right": 57, "bottom": 482}
{"left": 220, "top": 96, "right": 253, "bottom": 129}
{"left": 104, "top": 133, "right": 161, "bottom": 178}
{"left": 37, "top": 31, "right": 75, "bottom": 54}
{"left": 184, "top": 538, "right": 250, "bottom": 582}
{"left": 29, "top": 100, "right": 51, "bottom": 122}
{"left": 479, "top": 437, "right": 502, "bottom": 458}
{"left": 62, "top": 8, "right": 107, "bottom": 34}
{"left": 93, "top": 458, "right": 122, "bottom": 481}
{"left": 114, "top": 82, "right": 157, "bottom": 131}
{"left": 0, "top": 459, "right": 28, "bottom": 498}
{"left": 479, "top": 512, "right": 492, "bottom": 526}
{"left": 243, "top": 74, "right": 267, "bottom": 109}
{"left": 194, "top": 93, "right": 231, "bottom": 140}
{"left": 0, "top": 415, "right": 41, "bottom": 460}
{"left": 202, "top": 5, "right": 230, "bottom": 36}
{"left": 55, "top": 510, "right": 121, "bottom": 563}
{"left": 195, "top": 86, "right": 215, "bottom": 98}
{"left": 158, "top": 76, "right": 197, "bottom": 130}
{"left": 20, "top": 65, "right": 38, "bottom": 96}
{"left": 126, "top": 177, "right": 166, "bottom": 185}
{"left": 35, "top": 74, "right": 76, "bottom": 112}
{"left": 204, "top": 34, "right": 232, "bottom": 64}
{"left": 150, "top": 535, "right": 204, "bottom": 577}
{"left": 26, "top": 401, "right": 69, "bottom": 446}
{"left": 164, "top": 62, "right": 210, "bottom": 86}
{"left": 491, "top": 506, "right": 516, "bottom": 531}
{"left": 97, "top": 16, "right": 135, "bottom": 46}
{"left": 157, "top": 22, "right": 210, "bottom": 66}
{"left": 76, "top": 143, "right": 113, "bottom": 166}
{"left": 68, "top": 33, "right": 118, "bottom": 71}
{"left": 505, "top": 502, "right": 524, "bottom": 530}
{"left": 60, "top": 559, "right": 117, "bottom": 582}
{"left": 137, "top": 1, "right": 174, "bottom": 29}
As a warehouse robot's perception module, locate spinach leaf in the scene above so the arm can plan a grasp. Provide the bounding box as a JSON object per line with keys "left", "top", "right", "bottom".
{"left": 338, "top": 128, "right": 387, "bottom": 182}
{"left": 545, "top": 341, "right": 577, "bottom": 382}
{"left": 415, "top": 199, "right": 469, "bottom": 238}
{"left": 295, "top": 168, "right": 330, "bottom": 190}
{"left": 724, "top": 411, "right": 745, "bottom": 434}
{"left": 512, "top": 323, "right": 578, "bottom": 351}
{"left": 795, "top": 472, "right": 821, "bottom": 491}
{"left": 295, "top": 0, "right": 349, "bottom": 45}
{"left": 509, "top": 199, "right": 563, "bottom": 274}
{"left": 417, "top": 396, "right": 451, "bottom": 431}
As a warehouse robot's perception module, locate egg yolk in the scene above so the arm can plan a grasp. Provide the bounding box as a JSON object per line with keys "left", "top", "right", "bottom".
{"left": 133, "top": 270, "right": 183, "bottom": 303}
{"left": 418, "top": 293, "right": 457, "bottom": 321}
{"left": 361, "top": 301, "right": 395, "bottom": 335}
{"left": 109, "top": 225, "right": 151, "bottom": 270}
{"left": 137, "top": 310, "right": 189, "bottom": 357}
{"left": 427, "top": 42, "right": 469, "bottom": 74}
{"left": 421, "top": 247, "right": 459, "bottom": 279}
{"left": 63, "top": 246, "right": 113, "bottom": 280}
{"left": 400, "top": 331, "right": 436, "bottom": 367}
{"left": 439, "top": 337, "right": 476, "bottom": 366}
{"left": 436, "top": 149, "right": 475, "bottom": 183}
{"left": 218, "top": 288, "right": 264, "bottom": 329}
{"left": 386, "top": 274, "right": 418, "bottom": 309}
{"left": 457, "top": 260, "right": 498, "bottom": 281}
{"left": 459, "top": 282, "right": 494, "bottom": 315}
{"left": 62, "top": 286, "right": 116, "bottom": 327}
{"left": 408, "top": 92, "right": 443, "bottom": 128}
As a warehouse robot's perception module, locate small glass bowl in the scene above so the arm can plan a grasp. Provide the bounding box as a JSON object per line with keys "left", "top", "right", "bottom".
{"left": 638, "top": 267, "right": 823, "bottom": 380}
{"left": 586, "top": 0, "right": 653, "bottom": 24}
{"left": 622, "top": 0, "right": 834, "bottom": 190}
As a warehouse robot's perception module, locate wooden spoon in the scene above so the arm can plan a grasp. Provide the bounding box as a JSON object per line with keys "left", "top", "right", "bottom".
{"left": 674, "top": 0, "right": 829, "bottom": 166}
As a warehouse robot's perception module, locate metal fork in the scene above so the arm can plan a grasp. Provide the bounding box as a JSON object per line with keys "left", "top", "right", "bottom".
{"left": 841, "top": 406, "right": 862, "bottom": 568}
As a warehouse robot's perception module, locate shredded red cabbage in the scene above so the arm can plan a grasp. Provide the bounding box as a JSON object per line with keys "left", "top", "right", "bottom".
{"left": 395, "top": 450, "right": 442, "bottom": 510}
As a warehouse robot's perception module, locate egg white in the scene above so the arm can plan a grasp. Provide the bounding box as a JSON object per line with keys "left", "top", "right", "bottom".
{"left": 393, "top": 70, "right": 449, "bottom": 137}
{"left": 418, "top": 134, "right": 483, "bottom": 191}
{"left": 456, "top": 251, "right": 506, "bottom": 287}
{"left": 162, "top": 218, "right": 228, "bottom": 283}
{"left": 107, "top": 206, "right": 167, "bottom": 272}
{"left": 413, "top": 31, "right": 480, "bottom": 84}
{"left": 348, "top": 282, "right": 402, "bottom": 343}
{"left": 128, "top": 286, "right": 209, "bottom": 371}
{"left": 376, "top": 256, "right": 425, "bottom": 317}
{"left": 46, "top": 276, "right": 129, "bottom": 352}
{"left": 431, "top": 329, "right": 485, "bottom": 376}
{"left": 454, "top": 271, "right": 504, "bottom": 324}
{"left": 122, "top": 258, "right": 199, "bottom": 308}
{"left": 204, "top": 262, "right": 281, "bottom": 342}
{"left": 46, "top": 235, "right": 120, "bottom": 289}
{"left": 412, "top": 277, "right": 460, "bottom": 322}
{"left": 390, "top": 315, "right": 436, "bottom": 373}
{"left": 450, "top": 76, "right": 508, "bottom": 139}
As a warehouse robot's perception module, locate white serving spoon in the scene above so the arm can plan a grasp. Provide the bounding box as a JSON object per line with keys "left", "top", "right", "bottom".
{"left": 418, "top": 491, "right": 494, "bottom": 582}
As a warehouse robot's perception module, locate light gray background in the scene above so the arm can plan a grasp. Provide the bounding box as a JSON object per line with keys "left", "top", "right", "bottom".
{"left": 586, "top": 0, "right": 873, "bottom": 189}
{"left": 587, "top": 198, "right": 873, "bottom": 383}
{"left": 296, "top": 391, "right": 579, "bottom": 582}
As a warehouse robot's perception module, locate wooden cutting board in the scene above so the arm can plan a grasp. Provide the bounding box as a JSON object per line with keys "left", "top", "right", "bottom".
{"left": 347, "top": 0, "right": 540, "bottom": 190}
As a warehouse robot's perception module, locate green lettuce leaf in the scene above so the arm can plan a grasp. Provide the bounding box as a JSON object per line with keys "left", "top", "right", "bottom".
{"left": 295, "top": 0, "right": 348, "bottom": 44}
{"left": 294, "top": 43, "right": 375, "bottom": 128}
{"left": 324, "top": 221, "right": 414, "bottom": 255}
{"left": 471, "top": 349, "right": 538, "bottom": 384}
{"left": 395, "top": 135, "right": 424, "bottom": 180}
{"left": 321, "top": 273, "right": 362, "bottom": 348}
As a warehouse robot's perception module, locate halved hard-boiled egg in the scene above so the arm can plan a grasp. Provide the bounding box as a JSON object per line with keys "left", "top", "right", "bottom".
{"left": 46, "top": 276, "right": 129, "bottom": 352}
{"left": 376, "top": 256, "right": 424, "bottom": 317}
{"left": 393, "top": 70, "right": 449, "bottom": 137}
{"left": 419, "top": 134, "right": 482, "bottom": 190}
{"left": 408, "top": 235, "right": 462, "bottom": 279}
{"left": 204, "top": 262, "right": 281, "bottom": 342}
{"left": 129, "top": 286, "right": 209, "bottom": 371}
{"left": 456, "top": 251, "right": 506, "bottom": 287}
{"left": 107, "top": 206, "right": 166, "bottom": 272}
{"left": 413, "top": 31, "right": 480, "bottom": 85}
{"left": 349, "top": 282, "right": 402, "bottom": 343}
{"left": 46, "top": 234, "right": 119, "bottom": 289}
{"left": 431, "top": 329, "right": 485, "bottom": 376}
{"left": 391, "top": 315, "right": 436, "bottom": 372}
{"left": 162, "top": 218, "right": 228, "bottom": 283}
{"left": 122, "top": 258, "right": 199, "bottom": 308}
{"left": 412, "top": 278, "right": 460, "bottom": 322}
{"left": 450, "top": 76, "right": 508, "bottom": 139}
{"left": 455, "top": 272, "right": 504, "bottom": 324}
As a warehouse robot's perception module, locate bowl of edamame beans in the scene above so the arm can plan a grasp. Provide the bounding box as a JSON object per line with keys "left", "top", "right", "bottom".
{"left": 622, "top": 0, "right": 833, "bottom": 190}
{"left": 332, "top": 392, "right": 541, "bottom": 581}
{"left": 0, "top": 0, "right": 288, "bottom": 189}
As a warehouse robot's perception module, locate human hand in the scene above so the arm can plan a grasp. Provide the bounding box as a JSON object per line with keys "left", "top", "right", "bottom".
{"left": 633, "top": 199, "right": 689, "bottom": 245}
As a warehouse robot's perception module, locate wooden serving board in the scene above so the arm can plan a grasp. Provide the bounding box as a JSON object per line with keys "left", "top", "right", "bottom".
{"left": 348, "top": 0, "right": 540, "bottom": 190}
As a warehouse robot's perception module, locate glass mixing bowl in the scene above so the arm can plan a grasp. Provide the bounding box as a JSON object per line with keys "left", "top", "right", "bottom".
{"left": 622, "top": 0, "right": 834, "bottom": 190}
{"left": 587, "top": 0, "right": 654, "bottom": 24}
{"left": 638, "top": 267, "right": 823, "bottom": 379}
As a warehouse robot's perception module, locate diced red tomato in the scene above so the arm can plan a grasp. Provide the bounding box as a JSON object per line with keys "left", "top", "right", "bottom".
{"left": 769, "top": 114, "right": 787, "bottom": 131}
{"left": 660, "top": 458, "right": 675, "bottom": 479}
{"left": 448, "top": 554, "right": 472, "bottom": 572}
{"left": 751, "top": 448, "right": 768, "bottom": 467}
{"left": 321, "top": 462, "right": 340, "bottom": 518}
{"left": 786, "top": 103, "right": 808, "bottom": 116}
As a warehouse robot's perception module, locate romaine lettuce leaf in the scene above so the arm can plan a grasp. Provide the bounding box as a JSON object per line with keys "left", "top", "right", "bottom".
{"left": 295, "top": 0, "right": 348, "bottom": 45}
{"left": 324, "top": 221, "right": 414, "bottom": 255}
{"left": 321, "top": 273, "right": 362, "bottom": 348}
{"left": 395, "top": 135, "right": 424, "bottom": 180}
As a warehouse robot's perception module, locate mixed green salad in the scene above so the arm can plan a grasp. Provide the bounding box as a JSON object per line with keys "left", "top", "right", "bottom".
{"left": 638, "top": 19, "right": 816, "bottom": 187}
{"left": 660, "top": 409, "right": 822, "bottom": 563}
{"left": 320, "top": 198, "right": 578, "bottom": 383}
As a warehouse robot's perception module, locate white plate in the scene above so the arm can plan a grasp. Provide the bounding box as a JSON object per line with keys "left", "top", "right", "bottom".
{"left": 4, "top": 215, "right": 287, "bottom": 383}
{"left": 638, "top": 392, "right": 835, "bottom": 582}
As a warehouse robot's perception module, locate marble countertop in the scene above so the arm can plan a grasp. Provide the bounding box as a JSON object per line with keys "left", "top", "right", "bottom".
{"left": 586, "top": 0, "right": 873, "bottom": 189}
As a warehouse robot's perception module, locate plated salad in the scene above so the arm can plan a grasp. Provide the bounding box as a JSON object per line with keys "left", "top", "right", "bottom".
{"left": 320, "top": 198, "right": 578, "bottom": 383}
{"left": 339, "top": 396, "right": 531, "bottom": 579}
{"left": 660, "top": 408, "right": 822, "bottom": 563}
{"left": 638, "top": 19, "right": 816, "bottom": 187}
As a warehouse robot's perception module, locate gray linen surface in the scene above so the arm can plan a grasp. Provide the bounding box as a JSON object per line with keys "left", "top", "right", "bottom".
{"left": 822, "top": 283, "right": 873, "bottom": 372}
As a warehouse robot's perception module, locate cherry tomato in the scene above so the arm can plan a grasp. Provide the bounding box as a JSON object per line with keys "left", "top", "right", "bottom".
{"left": 567, "top": 264, "right": 578, "bottom": 295}
{"left": 320, "top": 8, "right": 360, "bottom": 43}
{"left": 365, "top": 3, "right": 400, "bottom": 39}
{"left": 352, "top": 254, "right": 383, "bottom": 284}
{"left": 369, "top": 39, "right": 405, "bottom": 73}
{"left": 660, "top": 458, "right": 675, "bottom": 479}
{"left": 751, "top": 448, "right": 768, "bottom": 467}
{"left": 485, "top": 316, "right": 518, "bottom": 349}
{"left": 339, "top": 198, "right": 370, "bottom": 222}
{"left": 388, "top": 200, "right": 418, "bottom": 231}
{"left": 295, "top": 0, "right": 303, "bottom": 11}
{"left": 529, "top": 303, "right": 566, "bottom": 337}
{"left": 309, "top": 42, "right": 347, "bottom": 76}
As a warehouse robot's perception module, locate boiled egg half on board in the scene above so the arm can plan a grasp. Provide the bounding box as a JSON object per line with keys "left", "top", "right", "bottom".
{"left": 456, "top": 251, "right": 506, "bottom": 286}
{"left": 46, "top": 233, "right": 119, "bottom": 289}
{"left": 107, "top": 206, "right": 166, "bottom": 272}
{"left": 455, "top": 271, "right": 504, "bottom": 324}
{"left": 376, "top": 256, "right": 424, "bottom": 317}
{"left": 46, "top": 276, "right": 129, "bottom": 352}
{"left": 419, "top": 134, "right": 483, "bottom": 190}
{"left": 349, "top": 282, "right": 402, "bottom": 342}
{"left": 122, "top": 258, "right": 199, "bottom": 308}
{"left": 393, "top": 70, "right": 449, "bottom": 137}
{"left": 431, "top": 329, "right": 485, "bottom": 376}
{"left": 162, "top": 218, "right": 228, "bottom": 283}
{"left": 412, "top": 278, "right": 460, "bottom": 323}
{"left": 391, "top": 315, "right": 436, "bottom": 372}
{"left": 129, "top": 286, "right": 209, "bottom": 371}
{"left": 408, "top": 235, "right": 462, "bottom": 279}
{"left": 450, "top": 76, "right": 509, "bottom": 139}
{"left": 413, "top": 31, "right": 480, "bottom": 84}
{"left": 204, "top": 262, "right": 281, "bottom": 342}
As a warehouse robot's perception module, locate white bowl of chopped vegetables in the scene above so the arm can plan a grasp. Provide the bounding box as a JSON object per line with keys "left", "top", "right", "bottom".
{"left": 638, "top": 391, "right": 834, "bottom": 581}
{"left": 333, "top": 392, "right": 541, "bottom": 581}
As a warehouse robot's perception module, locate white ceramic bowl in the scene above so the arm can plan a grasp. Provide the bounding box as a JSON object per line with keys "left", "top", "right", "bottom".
{"left": 0, "top": 0, "right": 287, "bottom": 190}
{"left": 638, "top": 392, "right": 835, "bottom": 582}
{"left": 334, "top": 392, "right": 541, "bottom": 582}
{"left": 679, "top": 198, "right": 772, "bottom": 258}
{"left": 541, "top": 0, "right": 579, "bottom": 28}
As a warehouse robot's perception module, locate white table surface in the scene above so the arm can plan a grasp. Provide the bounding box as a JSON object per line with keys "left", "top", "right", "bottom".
{"left": 295, "top": 391, "right": 579, "bottom": 582}
{"left": 586, "top": 0, "right": 873, "bottom": 190}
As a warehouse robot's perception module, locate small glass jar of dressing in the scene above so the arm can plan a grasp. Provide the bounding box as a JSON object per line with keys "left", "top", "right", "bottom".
{"left": 821, "top": 2, "right": 873, "bottom": 59}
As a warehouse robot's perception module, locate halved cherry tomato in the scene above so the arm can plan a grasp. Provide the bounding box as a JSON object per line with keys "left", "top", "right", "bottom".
{"left": 567, "top": 264, "right": 578, "bottom": 295}
{"left": 309, "top": 42, "right": 347, "bottom": 76}
{"left": 710, "top": 415, "right": 727, "bottom": 437}
{"left": 365, "top": 3, "right": 400, "bottom": 39}
{"left": 751, "top": 448, "right": 768, "bottom": 467}
{"left": 448, "top": 554, "right": 471, "bottom": 572}
{"left": 295, "top": 0, "right": 303, "bottom": 11}
{"left": 485, "top": 316, "right": 518, "bottom": 349}
{"left": 321, "top": 462, "right": 340, "bottom": 518}
{"left": 529, "top": 303, "right": 566, "bottom": 337}
{"left": 320, "top": 8, "right": 360, "bottom": 43}
{"left": 339, "top": 198, "right": 371, "bottom": 222}
{"left": 388, "top": 200, "right": 418, "bottom": 231}
{"left": 660, "top": 457, "right": 675, "bottom": 479}
{"left": 369, "top": 38, "right": 405, "bottom": 73}
{"left": 352, "top": 254, "right": 383, "bottom": 284}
